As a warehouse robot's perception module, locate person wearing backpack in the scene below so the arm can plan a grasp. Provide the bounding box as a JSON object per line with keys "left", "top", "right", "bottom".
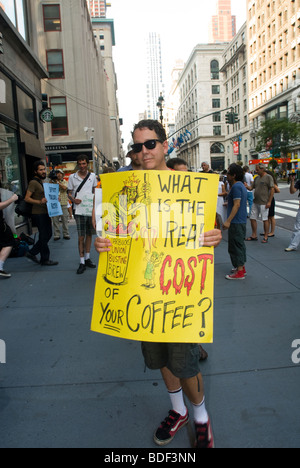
{"left": 24, "top": 160, "right": 58, "bottom": 266}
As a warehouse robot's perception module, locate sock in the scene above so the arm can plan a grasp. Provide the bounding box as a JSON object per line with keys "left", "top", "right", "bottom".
{"left": 0, "top": 260, "right": 4, "bottom": 271}
{"left": 80, "top": 257, "right": 85, "bottom": 265}
{"left": 84, "top": 253, "right": 90, "bottom": 261}
{"left": 168, "top": 388, "right": 187, "bottom": 417}
{"left": 193, "top": 398, "right": 209, "bottom": 424}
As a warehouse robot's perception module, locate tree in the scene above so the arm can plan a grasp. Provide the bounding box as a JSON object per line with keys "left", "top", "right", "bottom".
{"left": 255, "top": 118, "right": 300, "bottom": 157}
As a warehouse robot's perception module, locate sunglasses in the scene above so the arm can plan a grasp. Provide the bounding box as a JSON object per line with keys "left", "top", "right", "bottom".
{"left": 131, "top": 139, "right": 163, "bottom": 154}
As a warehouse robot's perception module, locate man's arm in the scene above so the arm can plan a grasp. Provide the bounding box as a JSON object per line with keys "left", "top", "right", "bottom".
{"left": 266, "top": 187, "right": 275, "bottom": 209}
{"left": 223, "top": 199, "right": 241, "bottom": 230}
{"left": 25, "top": 190, "right": 47, "bottom": 206}
{"left": 290, "top": 177, "right": 298, "bottom": 195}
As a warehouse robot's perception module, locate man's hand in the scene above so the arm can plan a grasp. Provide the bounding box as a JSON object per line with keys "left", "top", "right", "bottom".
{"left": 223, "top": 221, "right": 230, "bottom": 231}
{"left": 74, "top": 199, "right": 82, "bottom": 205}
{"left": 95, "top": 237, "right": 112, "bottom": 253}
{"left": 200, "top": 229, "right": 222, "bottom": 247}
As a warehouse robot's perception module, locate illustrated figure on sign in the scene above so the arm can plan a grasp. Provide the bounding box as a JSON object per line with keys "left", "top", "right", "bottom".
{"left": 142, "top": 251, "right": 164, "bottom": 289}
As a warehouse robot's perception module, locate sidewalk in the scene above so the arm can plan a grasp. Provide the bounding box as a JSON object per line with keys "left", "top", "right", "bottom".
{"left": 0, "top": 221, "right": 299, "bottom": 448}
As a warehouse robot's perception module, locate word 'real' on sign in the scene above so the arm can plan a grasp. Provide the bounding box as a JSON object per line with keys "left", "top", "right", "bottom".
{"left": 91, "top": 171, "right": 219, "bottom": 344}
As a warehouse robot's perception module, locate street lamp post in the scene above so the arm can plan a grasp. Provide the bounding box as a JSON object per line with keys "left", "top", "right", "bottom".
{"left": 157, "top": 93, "right": 165, "bottom": 125}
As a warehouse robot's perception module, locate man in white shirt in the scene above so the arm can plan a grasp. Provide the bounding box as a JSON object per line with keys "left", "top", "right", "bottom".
{"left": 243, "top": 166, "right": 254, "bottom": 217}
{"left": 68, "top": 155, "right": 97, "bottom": 274}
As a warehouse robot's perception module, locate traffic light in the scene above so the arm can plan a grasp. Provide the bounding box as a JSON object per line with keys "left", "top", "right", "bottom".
{"left": 225, "top": 112, "right": 233, "bottom": 124}
{"left": 225, "top": 112, "right": 239, "bottom": 125}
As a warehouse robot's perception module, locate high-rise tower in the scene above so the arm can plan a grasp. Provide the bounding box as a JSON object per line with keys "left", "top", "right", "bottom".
{"left": 146, "top": 32, "right": 165, "bottom": 121}
{"left": 209, "top": 0, "right": 236, "bottom": 43}
{"left": 87, "top": 0, "right": 110, "bottom": 18}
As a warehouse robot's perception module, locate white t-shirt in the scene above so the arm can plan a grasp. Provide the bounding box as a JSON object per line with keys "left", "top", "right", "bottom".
{"left": 244, "top": 172, "right": 254, "bottom": 193}
{"left": 67, "top": 171, "right": 97, "bottom": 198}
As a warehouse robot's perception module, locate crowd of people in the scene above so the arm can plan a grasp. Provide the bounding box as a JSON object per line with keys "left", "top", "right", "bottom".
{"left": 0, "top": 119, "right": 299, "bottom": 449}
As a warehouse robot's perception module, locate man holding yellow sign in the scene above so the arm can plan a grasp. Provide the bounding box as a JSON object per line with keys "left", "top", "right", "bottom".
{"left": 93, "top": 120, "right": 222, "bottom": 449}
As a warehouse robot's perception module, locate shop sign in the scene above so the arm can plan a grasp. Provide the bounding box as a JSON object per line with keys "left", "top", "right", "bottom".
{"left": 40, "top": 108, "right": 54, "bottom": 123}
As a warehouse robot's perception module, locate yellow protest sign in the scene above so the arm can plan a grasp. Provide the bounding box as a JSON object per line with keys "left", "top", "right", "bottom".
{"left": 91, "top": 170, "right": 219, "bottom": 343}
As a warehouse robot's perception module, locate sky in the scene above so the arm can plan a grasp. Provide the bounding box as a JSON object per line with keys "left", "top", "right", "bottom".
{"left": 108, "top": 0, "right": 247, "bottom": 149}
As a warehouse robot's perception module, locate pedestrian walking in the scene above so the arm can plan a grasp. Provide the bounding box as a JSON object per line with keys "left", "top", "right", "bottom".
{"left": 264, "top": 171, "right": 280, "bottom": 238}
{"left": 25, "top": 161, "right": 58, "bottom": 266}
{"left": 285, "top": 174, "right": 300, "bottom": 252}
{"left": 245, "top": 163, "right": 275, "bottom": 244}
{"left": 68, "top": 155, "right": 97, "bottom": 274}
{"left": 95, "top": 119, "right": 222, "bottom": 449}
{"left": 0, "top": 184, "right": 18, "bottom": 278}
{"left": 243, "top": 166, "right": 254, "bottom": 217}
{"left": 52, "top": 170, "right": 70, "bottom": 241}
{"left": 223, "top": 164, "right": 248, "bottom": 280}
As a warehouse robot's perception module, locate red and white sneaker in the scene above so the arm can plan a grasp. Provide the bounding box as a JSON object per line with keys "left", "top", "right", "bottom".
{"left": 231, "top": 266, "right": 247, "bottom": 276}
{"left": 195, "top": 418, "right": 215, "bottom": 448}
{"left": 225, "top": 269, "right": 246, "bottom": 280}
{"left": 154, "top": 409, "right": 189, "bottom": 446}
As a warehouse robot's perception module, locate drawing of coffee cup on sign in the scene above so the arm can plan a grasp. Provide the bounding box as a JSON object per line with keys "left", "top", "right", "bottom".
{"left": 103, "top": 173, "right": 151, "bottom": 285}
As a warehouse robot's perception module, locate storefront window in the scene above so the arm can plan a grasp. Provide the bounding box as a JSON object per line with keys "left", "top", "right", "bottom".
{"left": 0, "top": 71, "right": 15, "bottom": 121}
{"left": 16, "top": 86, "right": 36, "bottom": 134}
{"left": 0, "top": 124, "right": 21, "bottom": 194}
{"left": 0, "top": 0, "right": 28, "bottom": 41}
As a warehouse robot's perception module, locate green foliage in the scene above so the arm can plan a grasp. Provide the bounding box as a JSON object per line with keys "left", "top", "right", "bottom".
{"left": 255, "top": 118, "right": 300, "bottom": 156}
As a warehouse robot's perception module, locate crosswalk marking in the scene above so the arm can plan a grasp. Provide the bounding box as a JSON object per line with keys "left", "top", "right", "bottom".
{"left": 275, "top": 200, "right": 299, "bottom": 220}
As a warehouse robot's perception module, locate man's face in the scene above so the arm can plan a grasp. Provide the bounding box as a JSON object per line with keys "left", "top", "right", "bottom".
{"left": 133, "top": 128, "right": 168, "bottom": 171}
{"left": 36, "top": 165, "right": 47, "bottom": 180}
{"left": 78, "top": 159, "right": 88, "bottom": 173}
{"left": 256, "top": 165, "right": 264, "bottom": 177}
{"left": 129, "top": 151, "right": 142, "bottom": 168}
{"left": 202, "top": 163, "right": 209, "bottom": 173}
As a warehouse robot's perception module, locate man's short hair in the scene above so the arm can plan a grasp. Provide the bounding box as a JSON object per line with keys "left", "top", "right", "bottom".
{"left": 77, "top": 154, "right": 90, "bottom": 164}
{"left": 167, "top": 158, "right": 188, "bottom": 169}
{"left": 132, "top": 120, "right": 167, "bottom": 143}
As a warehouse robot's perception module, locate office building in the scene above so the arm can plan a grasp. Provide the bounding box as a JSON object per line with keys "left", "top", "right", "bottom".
{"left": 33, "top": 0, "right": 116, "bottom": 174}
{"left": 175, "top": 44, "right": 227, "bottom": 171}
{"left": 146, "top": 32, "right": 165, "bottom": 121}
{"left": 221, "top": 23, "right": 250, "bottom": 166}
{"left": 0, "top": 1, "right": 48, "bottom": 230}
{"left": 248, "top": 0, "right": 300, "bottom": 164}
{"left": 87, "top": 0, "right": 111, "bottom": 18}
{"left": 209, "top": 0, "right": 237, "bottom": 43}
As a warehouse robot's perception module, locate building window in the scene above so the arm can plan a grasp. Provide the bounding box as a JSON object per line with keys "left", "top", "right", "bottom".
{"left": 1, "top": 0, "right": 28, "bottom": 41}
{"left": 213, "top": 126, "right": 222, "bottom": 136}
{"left": 50, "top": 97, "right": 68, "bottom": 136}
{"left": 211, "top": 60, "right": 220, "bottom": 80}
{"left": 211, "top": 142, "right": 225, "bottom": 154}
{"left": 16, "top": 86, "right": 36, "bottom": 134}
{"left": 212, "top": 99, "right": 221, "bottom": 108}
{"left": 43, "top": 4, "right": 62, "bottom": 32}
{"left": 46, "top": 50, "right": 65, "bottom": 79}
{"left": 212, "top": 85, "right": 220, "bottom": 94}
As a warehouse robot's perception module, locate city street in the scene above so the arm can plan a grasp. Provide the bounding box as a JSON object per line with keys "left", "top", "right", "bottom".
{"left": 0, "top": 217, "right": 299, "bottom": 449}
